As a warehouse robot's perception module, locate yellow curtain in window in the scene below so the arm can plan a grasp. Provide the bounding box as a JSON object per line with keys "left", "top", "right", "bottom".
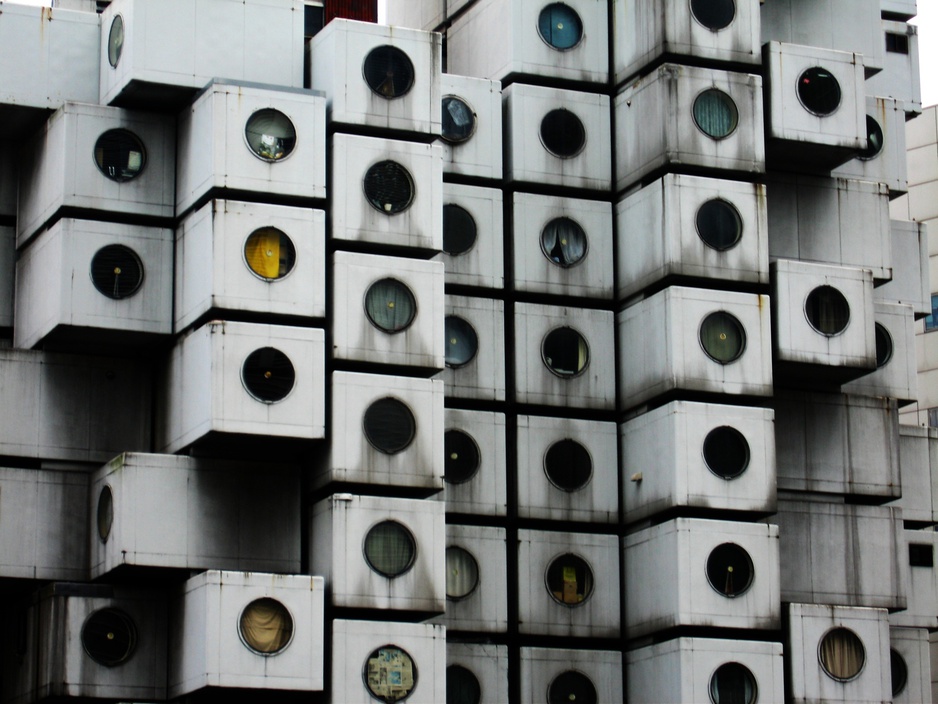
{"left": 245, "top": 231, "right": 281, "bottom": 279}
{"left": 240, "top": 601, "right": 291, "bottom": 653}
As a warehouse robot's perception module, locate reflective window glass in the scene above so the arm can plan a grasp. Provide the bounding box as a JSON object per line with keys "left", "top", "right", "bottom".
{"left": 540, "top": 109, "right": 586, "bottom": 158}
{"left": 699, "top": 312, "right": 746, "bottom": 363}
{"left": 709, "top": 662, "right": 757, "bottom": 704}
{"left": 91, "top": 245, "right": 144, "bottom": 299}
{"left": 445, "top": 316, "right": 479, "bottom": 368}
{"left": 548, "top": 671, "right": 597, "bottom": 704}
{"left": 107, "top": 15, "right": 124, "bottom": 67}
{"left": 693, "top": 90, "right": 739, "bottom": 139}
{"left": 446, "top": 546, "right": 480, "bottom": 599}
{"left": 542, "top": 328, "right": 590, "bottom": 377}
{"left": 363, "top": 46, "right": 415, "bottom": 98}
{"left": 805, "top": 286, "right": 850, "bottom": 336}
{"left": 363, "top": 161, "right": 415, "bottom": 214}
{"left": 97, "top": 486, "right": 113, "bottom": 542}
{"left": 364, "top": 279, "right": 417, "bottom": 333}
{"left": 447, "top": 665, "right": 482, "bottom": 704}
{"left": 859, "top": 115, "right": 885, "bottom": 160}
{"left": 798, "top": 67, "right": 842, "bottom": 116}
{"left": 364, "top": 522, "right": 417, "bottom": 577}
{"left": 703, "top": 426, "right": 750, "bottom": 479}
{"left": 444, "top": 430, "right": 481, "bottom": 484}
{"left": 241, "top": 347, "right": 296, "bottom": 403}
{"left": 442, "top": 96, "right": 476, "bottom": 143}
{"left": 537, "top": 3, "right": 583, "bottom": 50}
{"left": 696, "top": 199, "right": 743, "bottom": 251}
{"left": 891, "top": 649, "right": 908, "bottom": 696}
{"left": 81, "top": 608, "right": 136, "bottom": 666}
{"left": 94, "top": 129, "right": 146, "bottom": 182}
{"left": 245, "top": 109, "right": 296, "bottom": 162}
{"left": 363, "top": 398, "right": 416, "bottom": 454}
{"left": 541, "top": 217, "right": 587, "bottom": 267}
{"left": 875, "top": 323, "right": 892, "bottom": 368}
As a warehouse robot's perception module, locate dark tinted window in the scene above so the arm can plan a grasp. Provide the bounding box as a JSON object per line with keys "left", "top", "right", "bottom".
{"left": 699, "top": 312, "right": 746, "bottom": 363}
{"left": 703, "top": 426, "right": 750, "bottom": 479}
{"left": 548, "top": 671, "right": 597, "bottom": 704}
{"left": 363, "top": 398, "right": 416, "bottom": 454}
{"left": 798, "top": 67, "right": 842, "bottom": 116}
{"left": 691, "top": 0, "right": 736, "bottom": 30}
{"left": 443, "top": 204, "right": 477, "bottom": 255}
{"left": 94, "top": 129, "right": 146, "bottom": 182}
{"left": 696, "top": 199, "right": 743, "bottom": 251}
{"left": 706, "top": 543, "right": 754, "bottom": 597}
{"left": 542, "top": 328, "right": 590, "bottom": 376}
{"left": 91, "top": 245, "right": 144, "bottom": 299}
{"left": 544, "top": 439, "right": 592, "bottom": 491}
{"left": 364, "top": 522, "right": 417, "bottom": 577}
{"left": 444, "top": 430, "right": 481, "bottom": 484}
{"left": 546, "top": 553, "right": 593, "bottom": 606}
{"left": 363, "top": 161, "right": 415, "bottom": 214}
{"left": 540, "top": 109, "right": 586, "bottom": 158}
{"left": 445, "top": 316, "right": 479, "bottom": 368}
{"left": 241, "top": 347, "right": 296, "bottom": 403}
{"left": 805, "top": 286, "right": 850, "bottom": 336}
{"left": 363, "top": 45, "right": 415, "bottom": 98}
{"left": 81, "top": 608, "right": 136, "bottom": 666}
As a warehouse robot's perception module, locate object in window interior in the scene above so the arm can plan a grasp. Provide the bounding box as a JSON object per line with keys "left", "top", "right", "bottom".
{"left": 239, "top": 598, "right": 293, "bottom": 655}
{"left": 241, "top": 347, "right": 296, "bottom": 403}
{"left": 444, "top": 430, "right": 481, "bottom": 484}
{"left": 94, "top": 129, "right": 146, "bottom": 182}
{"left": 696, "top": 199, "right": 743, "bottom": 251}
{"left": 541, "top": 217, "right": 587, "bottom": 267}
{"left": 548, "top": 670, "right": 597, "bottom": 704}
{"left": 364, "top": 160, "right": 415, "bottom": 214}
{"left": 542, "top": 327, "right": 590, "bottom": 377}
{"left": 442, "top": 96, "right": 476, "bottom": 143}
{"left": 91, "top": 244, "right": 144, "bottom": 300}
{"left": 364, "top": 645, "right": 417, "bottom": 702}
{"left": 538, "top": 3, "right": 583, "bottom": 50}
{"left": 706, "top": 543, "right": 754, "bottom": 597}
{"left": 244, "top": 109, "right": 297, "bottom": 162}
{"left": 699, "top": 311, "right": 746, "bottom": 363}
{"left": 709, "top": 662, "right": 757, "bottom": 704}
{"left": 81, "top": 608, "right": 137, "bottom": 666}
{"left": 445, "top": 546, "right": 480, "bottom": 600}
{"left": 363, "top": 45, "right": 416, "bottom": 99}
{"left": 243, "top": 228, "right": 296, "bottom": 280}
{"left": 546, "top": 553, "right": 593, "bottom": 605}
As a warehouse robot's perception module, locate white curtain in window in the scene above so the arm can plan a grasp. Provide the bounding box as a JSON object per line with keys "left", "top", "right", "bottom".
{"left": 365, "top": 280, "right": 415, "bottom": 332}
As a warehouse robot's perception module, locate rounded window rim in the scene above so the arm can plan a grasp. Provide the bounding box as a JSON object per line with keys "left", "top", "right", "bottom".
{"left": 804, "top": 286, "right": 851, "bottom": 337}
{"left": 443, "top": 428, "right": 482, "bottom": 485}
{"left": 441, "top": 94, "right": 478, "bottom": 144}
{"left": 698, "top": 310, "right": 747, "bottom": 365}
{"left": 240, "top": 347, "right": 297, "bottom": 405}
{"left": 708, "top": 661, "right": 758, "bottom": 704}
{"left": 362, "top": 644, "right": 419, "bottom": 703}
{"left": 243, "top": 108, "right": 298, "bottom": 164}
{"left": 890, "top": 648, "right": 908, "bottom": 696}
{"left": 442, "top": 203, "right": 478, "bottom": 257}
{"left": 90, "top": 244, "right": 145, "bottom": 300}
{"left": 447, "top": 664, "right": 482, "bottom": 704}
{"left": 706, "top": 542, "right": 755, "bottom": 598}
{"left": 107, "top": 14, "right": 124, "bottom": 68}
{"left": 242, "top": 227, "right": 297, "bottom": 283}
{"left": 80, "top": 607, "right": 137, "bottom": 667}
{"left": 538, "top": 108, "right": 588, "bottom": 159}
{"left": 444, "top": 315, "right": 480, "bottom": 369}
{"left": 875, "top": 323, "right": 893, "bottom": 368}
{"left": 858, "top": 114, "right": 885, "bottom": 161}
{"left": 695, "top": 198, "right": 744, "bottom": 252}
{"left": 363, "top": 277, "right": 418, "bottom": 335}
{"left": 363, "top": 520, "right": 418, "bottom": 578}
{"left": 446, "top": 544, "right": 481, "bottom": 601}
{"left": 818, "top": 627, "right": 867, "bottom": 682}
{"left": 540, "top": 216, "right": 589, "bottom": 269}
{"left": 692, "top": 88, "right": 740, "bottom": 141}
{"left": 543, "top": 438, "right": 594, "bottom": 492}
{"left": 702, "top": 425, "right": 751, "bottom": 480}
{"left": 536, "top": 2, "right": 585, "bottom": 52}
{"left": 362, "top": 160, "right": 416, "bottom": 216}
{"left": 547, "top": 669, "right": 598, "bottom": 704}
{"left": 363, "top": 396, "right": 417, "bottom": 455}
{"left": 545, "top": 552, "right": 594, "bottom": 608}
{"left": 362, "top": 45, "right": 416, "bottom": 99}
{"left": 797, "top": 66, "right": 843, "bottom": 117}
{"left": 237, "top": 597, "right": 295, "bottom": 657}
{"left": 689, "top": 0, "right": 737, "bottom": 32}
{"left": 541, "top": 326, "right": 591, "bottom": 379}
{"left": 97, "top": 484, "right": 114, "bottom": 543}
{"left": 93, "top": 128, "right": 148, "bottom": 183}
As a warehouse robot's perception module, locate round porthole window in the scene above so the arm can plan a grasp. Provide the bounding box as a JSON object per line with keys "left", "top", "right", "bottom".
{"left": 540, "top": 109, "right": 587, "bottom": 158}
{"left": 542, "top": 327, "right": 590, "bottom": 377}
{"left": 446, "top": 546, "right": 480, "bottom": 600}
{"left": 890, "top": 648, "right": 908, "bottom": 696}
{"left": 81, "top": 608, "right": 136, "bottom": 667}
{"left": 443, "top": 204, "right": 477, "bottom": 255}
{"left": 244, "top": 109, "right": 296, "bottom": 162}
{"left": 709, "top": 662, "right": 757, "bottom": 704}
{"left": 364, "top": 160, "right": 415, "bottom": 214}
{"left": 364, "top": 645, "right": 417, "bottom": 702}
{"left": 548, "top": 671, "right": 598, "bottom": 704}
{"left": 91, "top": 245, "right": 144, "bottom": 300}
{"left": 442, "top": 96, "right": 477, "bottom": 144}
{"left": 363, "top": 45, "right": 415, "bottom": 99}
{"left": 241, "top": 347, "right": 296, "bottom": 403}
{"left": 703, "top": 426, "right": 750, "bottom": 479}
{"left": 447, "top": 665, "right": 482, "bottom": 704}
{"left": 859, "top": 115, "right": 885, "bottom": 160}
{"left": 544, "top": 439, "right": 592, "bottom": 491}
{"left": 244, "top": 228, "right": 296, "bottom": 281}
{"left": 541, "top": 217, "right": 588, "bottom": 267}
{"left": 819, "top": 628, "right": 866, "bottom": 681}
{"left": 706, "top": 543, "right": 754, "bottom": 597}
{"left": 107, "top": 15, "right": 124, "bottom": 68}
{"left": 97, "top": 485, "right": 114, "bottom": 542}
{"left": 546, "top": 553, "right": 593, "bottom": 606}
{"left": 537, "top": 3, "right": 583, "bottom": 50}
{"left": 363, "top": 398, "right": 416, "bottom": 454}
{"left": 364, "top": 279, "right": 417, "bottom": 333}
{"left": 875, "top": 323, "right": 893, "bottom": 368}
{"left": 239, "top": 598, "right": 293, "bottom": 655}
{"left": 699, "top": 311, "right": 746, "bottom": 364}
{"left": 364, "top": 522, "right": 417, "bottom": 578}
{"left": 805, "top": 286, "right": 850, "bottom": 336}
{"left": 691, "top": 0, "right": 736, "bottom": 31}
{"left": 94, "top": 129, "right": 146, "bottom": 182}
{"left": 696, "top": 199, "right": 743, "bottom": 251}
{"left": 798, "top": 67, "right": 842, "bottom": 116}
{"left": 444, "top": 430, "right": 481, "bottom": 484}
{"left": 445, "top": 316, "right": 479, "bottom": 368}
{"left": 693, "top": 89, "right": 739, "bottom": 140}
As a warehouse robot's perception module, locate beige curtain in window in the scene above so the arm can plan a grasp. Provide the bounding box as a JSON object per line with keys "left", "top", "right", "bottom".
{"left": 819, "top": 630, "right": 865, "bottom": 680}
{"left": 240, "top": 601, "right": 291, "bottom": 653}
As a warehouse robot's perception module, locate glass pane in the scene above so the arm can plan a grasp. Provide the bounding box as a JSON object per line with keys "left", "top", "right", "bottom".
{"left": 446, "top": 546, "right": 480, "bottom": 599}
{"left": 364, "top": 161, "right": 415, "bottom": 214}
{"left": 241, "top": 347, "right": 296, "bottom": 403}
{"left": 542, "top": 327, "right": 590, "bottom": 376}
{"left": 363, "top": 398, "right": 416, "bottom": 454}
{"left": 244, "top": 228, "right": 296, "bottom": 280}
{"left": 548, "top": 671, "right": 597, "bottom": 704}
{"left": 91, "top": 245, "right": 144, "bottom": 299}
{"left": 693, "top": 90, "right": 739, "bottom": 139}
{"left": 696, "top": 199, "right": 743, "bottom": 251}
{"left": 541, "top": 217, "right": 588, "bottom": 267}
{"left": 442, "top": 96, "right": 476, "bottom": 143}
{"left": 364, "top": 279, "right": 417, "bottom": 333}
{"left": 444, "top": 430, "right": 481, "bottom": 484}
{"left": 703, "top": 426, "right": 750, "bottom": 479}
{"left": 875, "top": 323, "right": 892, "bottom": 368}
{"left": 699, "top": 312, "right": 746, "bottom": 363}
{"left": 891, "top": 649, "right": 908, "bottom": 696}
{"left": 798, "top": 67, "right": 842, "bottom": 116}
{"left": 544, "top": 439, "right": 592, "bottom": 491}
{"left": 244, "top": 109, "right": 296, "bottom": 161}
{"left": 691, "top": 0, "right": 736, "bottom": 30}
{"left": 239, "top": 598, "right": 293, "bottom": 655}
{"left": 81, "top": 608, "right": 137, "bottom": 666}
{"left": 546, "top": 553, "right": 593, "bottom": 606}
{"left": 107, "top": 15, "right": 124, "bottom": 67}
{"left": 537, "top": 3, "right": 583, "bottom": 50}
{"left": 805, "top": 286, "right": 850, "bottom": 335}
{"left": 97, "top": 486, "right": 113, "bottom": 542}
{"left": 443, "top": 204, "right": 477, "bottom": 255}
{"left": 709, "top": 662, "right": 757, "bottom": 704}
{"left": 859, "top": 115, "right": 885, "bottom": 160}
{"left": 94, "top": 129, "right": 146, "bottom": 182}
{"left": 363, "top": 45, "right": 415, "bottom": 98}
{"left": 706, "top": 543, "right": 754, "bottom": 597}
{"left": 445, "top": 316, "right": 479, "bottom": 368}
{"left": 924, "top": 294, "right": 938, "bottom": 331}
{"left": 540, "top": 108, "right": 586, "bottom": 158}
{"left": 364, "top": 521, "right": 417, "bottom": 577}
{"left": 819, "top": 628, "right": 866, "bottom": 681}
{"left": 365, "top": 646, "right": 417, "bottom": 703}
{"left": 447, "top": 665, "right": 482, "bottom": 704}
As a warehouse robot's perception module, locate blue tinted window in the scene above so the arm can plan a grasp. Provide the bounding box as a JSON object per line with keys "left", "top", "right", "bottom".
{"left": 925, "top": 294, "right": 938, "bottom": 331}
{"left": 537, "top": 4, "right": 583, "bottom": 50}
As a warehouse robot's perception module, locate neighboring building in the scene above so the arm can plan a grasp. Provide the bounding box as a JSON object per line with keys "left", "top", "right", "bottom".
{"left": 0, "top": 0, "right": 934, "bottom": 703}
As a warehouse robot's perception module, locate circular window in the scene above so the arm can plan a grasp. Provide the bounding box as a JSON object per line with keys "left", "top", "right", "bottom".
{"left": 442, "top": 96, "right": 477, "bottom": 144}
{"left": 363, "top": 45, "right": 415, "bottom": 99}
{"left": 538, "top": 3, "right": 583, "bottom": 50}
{"left": 542, "top": 327, "right": 590, "bottom": 377}
{"left": 364, "top": 279, "right": 417, "bottom": 333}
{"left": 241, "top": 347, "right": 296, "bottom": 403}
{"left": 860, "top": 115, "right": 885, "bottom": 160}
{"left": 540, "top": 109, "right": 587, "bottom": 158}
{"left": 444, "top": 430, "right": 481, "bottom": 484}
{"left": 706, "top": 543, "right": 754, "bottom": 597}
{"left": 107, "top": 15, "right": 124, "bottom": 67}
{"left": 541, "top": 217, "right": 588, "bottom": 267}
{"left": 244, "top": 109, "right": 296, "bottom": 162}
{"left": 445, "top": 316, "right": 479, "bottom": 368}
{"left": 443, "top": 204, "right": 477, "bottom": 255}
{"left": 364, "top": 645, "right": 417, "bottom": 702}
{"left": 805, "top": 286, "right": 850, "bottom": 336}
{"left": 819, "top": 628, "right": 866, "bottom": 681}
{"left": 548, "top": 671, "right": 598, "bottom": 704}
{"left": 544, "top": 439, "right": 592, "bottom": 491}
{"left": 798, "top": 67, "right": 842, "bottom": 116}
{"left": 696, "top": 199, "right": 743, "bottom": 251}
{"left": 890, "top": 648, "right": 908, "bottom": 696}
{"left": 446, "top": 546, "right": 480, "bottom": 600}
{"left": 363, "top": 398, "right": 416, "bottom": 454}
{"left": 239, "top": 598, "right": 293, "bottom": 655}
{"left": 875, "top": 323, "right": 892, "bottom": 368}
{"left": 91, "top": 245, "right": 144, "bottom": 300}
{"left": 81, "top": 608, "right": 136, "bottom": 667}
{"left": 364, "top": 161, "right": 415, "bottom": 214}
{"left": 97, "top": 486, "right": 114, "bottom": 542}
{"left": 447, "top": 665, "right": 482, "bottom": 704}
{"left": 691, "top": 0, "right": 736, "bottom": 30}
{"left": 546, "top": 553, "right": 593, "bottom": 606}
{"left": 244, "top": 228, "right": 296, "bottom": 281}
{"left": 693, "top": 89, "right": 739, "bottom": 139}
{"left": 94, "top": 129, "right": 146, "bottom": 182}
{"left": 699, "top": 312, "right": 746, "bottom": 363}
{"left": 709, "top": 662, "right": 757, "bottom": 704}
{"left": 703, "top": 426, "right": 750, "bottom": 479}
{"left": 364, "top": 522, "right": 417, "bottom": 578}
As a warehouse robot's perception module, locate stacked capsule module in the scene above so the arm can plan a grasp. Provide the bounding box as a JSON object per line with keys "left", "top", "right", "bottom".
{"left": 0, "top": 0, "right": 933, "bottom": 702}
